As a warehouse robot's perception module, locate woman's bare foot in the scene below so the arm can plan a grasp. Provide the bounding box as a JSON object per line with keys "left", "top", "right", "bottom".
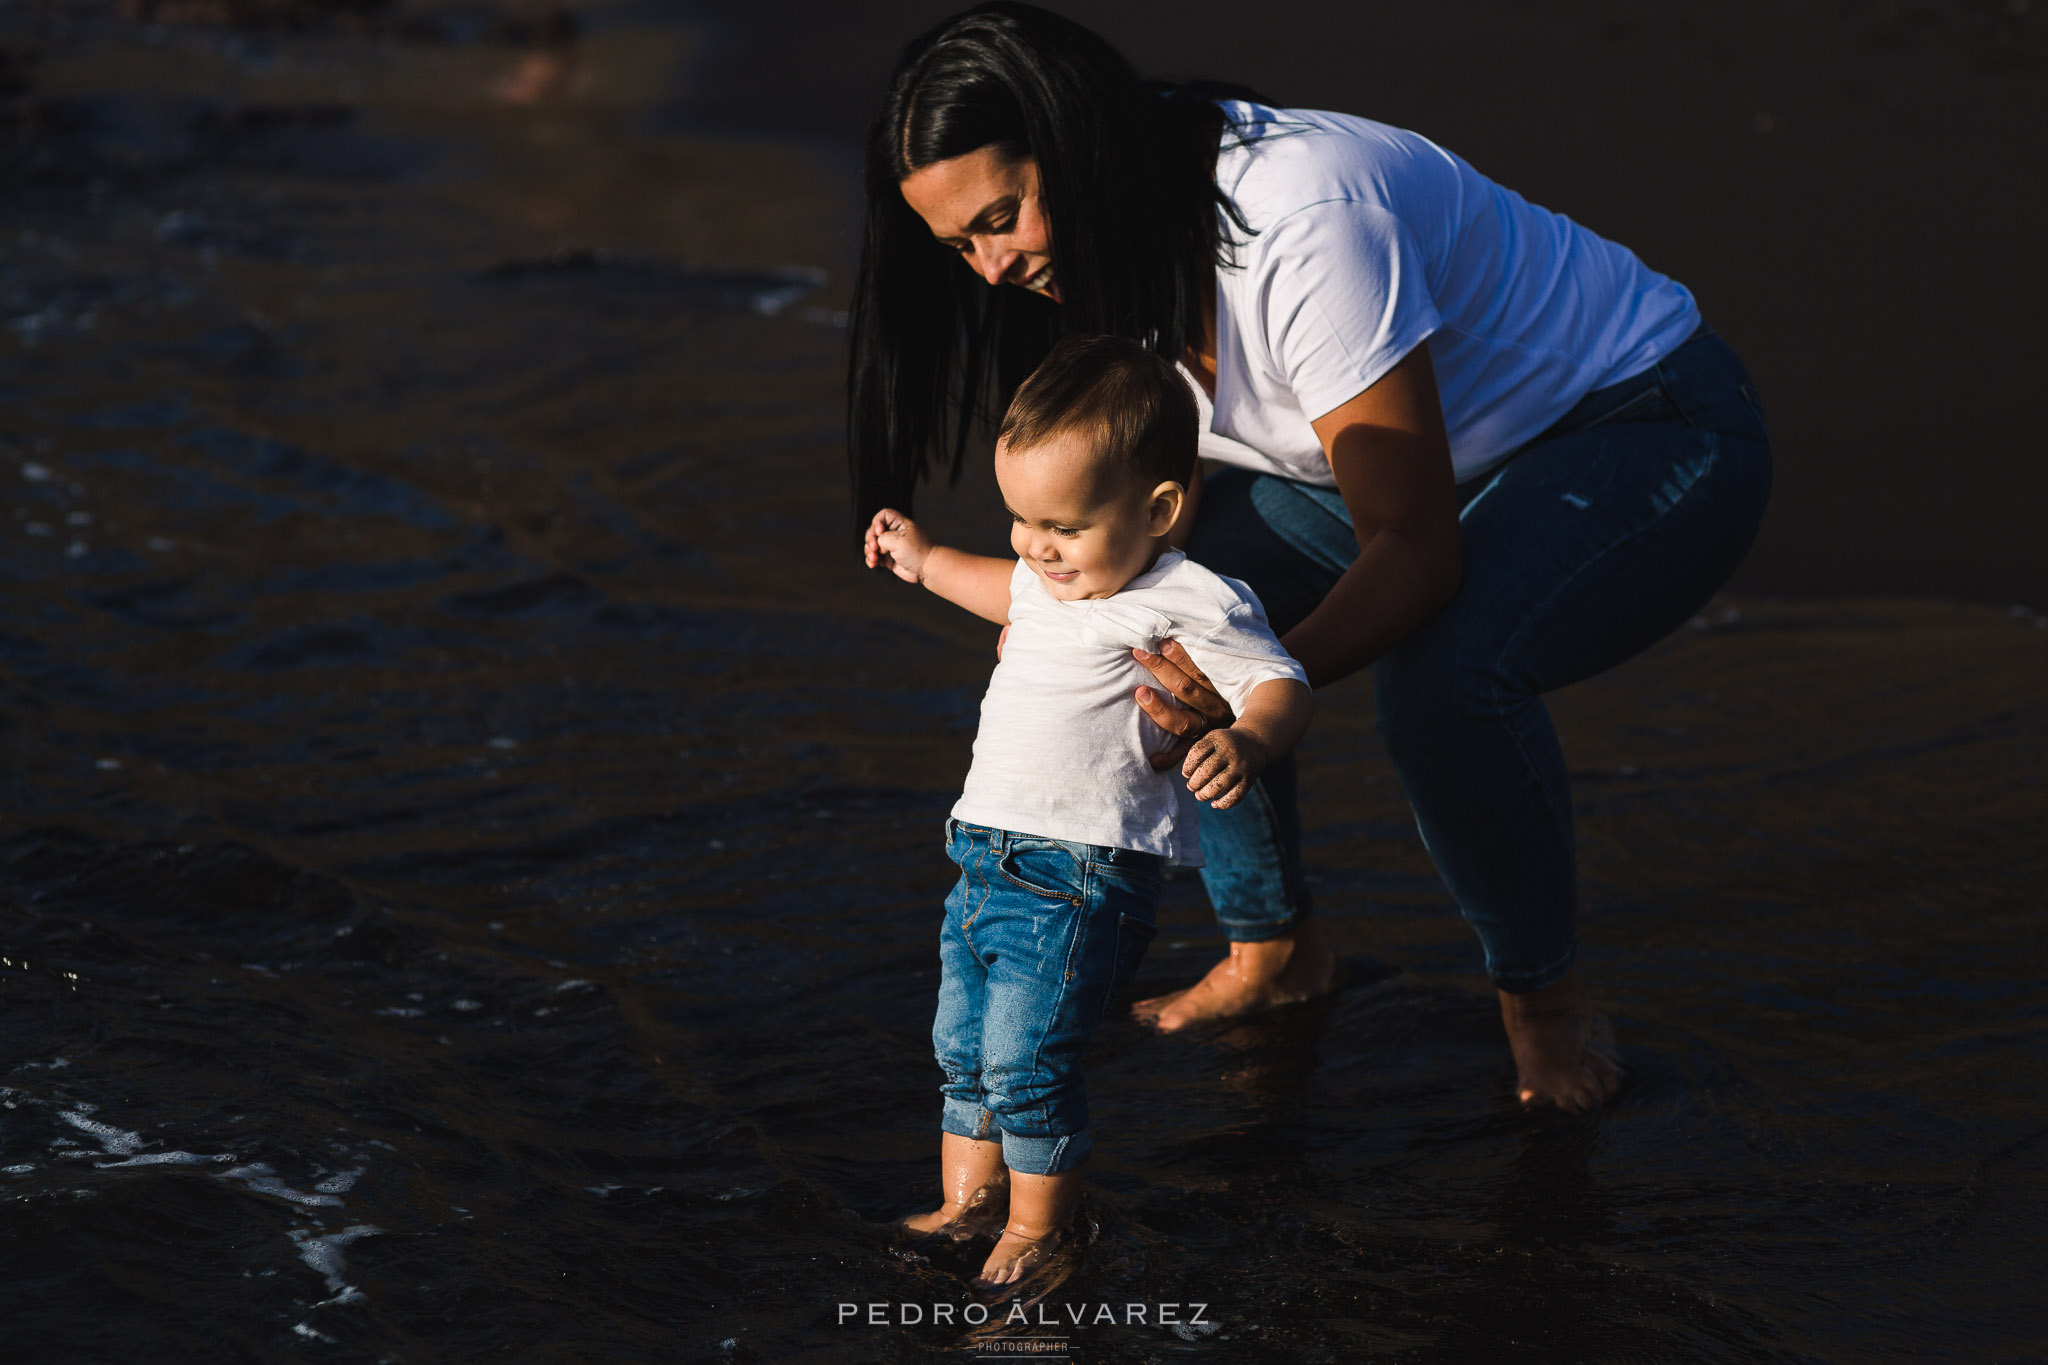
{"left": 973, "top": 1168, "right": 1082, "bottom": 1288}
{"left": 1498, "top": 968, "right": 1625, "bottom": 1111}
{"left": 1131, "top": 920, "right": 1339, "bottom": 1031}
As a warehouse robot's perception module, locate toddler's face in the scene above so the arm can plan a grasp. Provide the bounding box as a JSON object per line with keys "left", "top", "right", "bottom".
{"left": 995, "top": 430, "right": 1179, "bottom": 601}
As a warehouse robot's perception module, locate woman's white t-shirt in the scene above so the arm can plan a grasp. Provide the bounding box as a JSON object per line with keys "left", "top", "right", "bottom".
{"left": 1185, "top": 101, "right": 1701, "bottom": 487}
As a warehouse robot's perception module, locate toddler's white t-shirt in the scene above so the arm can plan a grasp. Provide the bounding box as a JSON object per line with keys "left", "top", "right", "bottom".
{"left": 950, "top": 550, "right": 1307, "bottom": 866}
{"left": 1186, "top": 101, "right": 1701, "bottom": 487}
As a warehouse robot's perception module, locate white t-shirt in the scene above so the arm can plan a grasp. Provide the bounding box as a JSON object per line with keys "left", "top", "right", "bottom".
{"left": 1184, "top": 101, "right": 1701, "bottom": 487}
{"left": 951, "top": 550, "right": 1307, "bottom": 866}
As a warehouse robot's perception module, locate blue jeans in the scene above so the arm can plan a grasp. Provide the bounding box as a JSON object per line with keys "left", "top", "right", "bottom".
{"left": 933, "top": 820, "right": 1162, "bottom": 1174}
{"left": 1184, "top": 326, "right": 1773, "bottom": 989}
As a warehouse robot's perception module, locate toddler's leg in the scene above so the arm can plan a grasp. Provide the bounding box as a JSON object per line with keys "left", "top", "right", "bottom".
{"left": 1144, "top": 468, "right": 1351, "bottom": 1028}
{"left": 901, "top": 1131, "right": 1007, "bottom": 1238}
{"left": 1135, "top": 754, "right": 1339, "bottom": 1030}
{"left": 973, "top": 840, "right": 1161, "bottom": 1285}
{"left": 905, "top": 826, "right": 1012, "bottom": 1236}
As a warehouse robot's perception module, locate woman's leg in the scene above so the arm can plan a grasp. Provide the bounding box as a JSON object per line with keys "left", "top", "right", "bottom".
{"left": 1375, "top": 332, "right": 1772, "bottom": 1103}
{"left": 1133, "top": 471, "right": 1355, "bottom": 1028}
{"left": 1163, "top": 333, "right": 1770, "bottom": 1069}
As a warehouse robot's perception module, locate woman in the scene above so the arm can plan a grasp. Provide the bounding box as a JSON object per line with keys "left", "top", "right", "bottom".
{"left": 851, "top": 4, "right": 1771, "bottom": 1111}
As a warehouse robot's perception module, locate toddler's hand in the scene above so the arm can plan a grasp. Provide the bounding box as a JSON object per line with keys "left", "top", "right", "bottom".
{"left": 865, "top": 507, "right": 934, "bottom": 583}
{"left": 1182, "top": 728, "right": 1269, "bottom": 810}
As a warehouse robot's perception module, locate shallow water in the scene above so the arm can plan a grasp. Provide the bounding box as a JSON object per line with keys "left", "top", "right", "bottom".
{"left": 4, "top": 6, "right": 2047, "bottom": 1362}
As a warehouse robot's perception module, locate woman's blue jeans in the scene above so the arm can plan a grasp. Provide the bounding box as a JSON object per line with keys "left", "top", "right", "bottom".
{"left": 1183, "top": 327, "right": 1772, "bottom": 991}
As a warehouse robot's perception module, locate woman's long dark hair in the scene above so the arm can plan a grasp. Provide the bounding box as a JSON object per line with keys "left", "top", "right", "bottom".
{"left": 847, "top": 2, "right": 1266, "bottom": 520}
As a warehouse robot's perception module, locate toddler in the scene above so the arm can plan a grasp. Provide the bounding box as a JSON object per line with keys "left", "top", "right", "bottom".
{"left": 862, "top": 334, "right": 1314, "bottom": 1288}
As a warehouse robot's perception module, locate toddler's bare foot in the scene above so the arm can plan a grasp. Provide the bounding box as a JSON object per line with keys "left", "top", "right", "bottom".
{"left": 972, "top": 1168, "right": 1081, "bottom": 1291}
{"left": 974, "top": 1225, "right": 1065, "bottom": 1288}
{"left": 900, "top": 1206, "right": 972, "bottom": 1239}
{"left": 1132, "top": 921, "right": 1339, "bottom": 1031}
{"left": 1498, "top": 969, "right": 1625, "bottom": 1111}
{"left": 898, "top": 1134, "right": 1008, "bottom": 1244}
{"left": 898, "top": 1182, "right": 1007, "bottom": 1243}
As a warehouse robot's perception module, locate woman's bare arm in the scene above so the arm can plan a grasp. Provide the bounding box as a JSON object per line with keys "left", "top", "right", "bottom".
{"left": 1285, "top": 343, "right": 1461, "bottom": 688}
{"left": 1134, "top": 344, "right": 1461, "bottom": 753}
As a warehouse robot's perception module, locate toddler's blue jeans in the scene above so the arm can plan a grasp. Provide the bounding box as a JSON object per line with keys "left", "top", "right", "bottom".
{"left": 1184, "top": 326, "right": 1773, "bottom": 990}
{"left": 933, "top": 820, "right": 1162, "bottom": 1174}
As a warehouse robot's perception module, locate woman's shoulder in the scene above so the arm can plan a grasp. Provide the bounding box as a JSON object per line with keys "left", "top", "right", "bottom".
{"left": 1215, "top": 100, "right": 1460, "bottom": 233}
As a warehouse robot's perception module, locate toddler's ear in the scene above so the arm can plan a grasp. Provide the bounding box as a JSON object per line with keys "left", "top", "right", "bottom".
{"left": 1146, "top": 480, "right": 1186, "bottom": 536}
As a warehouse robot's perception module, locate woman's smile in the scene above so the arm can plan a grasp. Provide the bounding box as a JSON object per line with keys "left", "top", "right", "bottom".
{"left": 1020, "top": 261, "right": 1060, "bottom": 301}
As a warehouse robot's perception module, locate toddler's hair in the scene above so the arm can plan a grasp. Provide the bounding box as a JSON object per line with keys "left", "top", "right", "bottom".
{"left": 998, "top": 335, "right": 1198, "bottom": 490}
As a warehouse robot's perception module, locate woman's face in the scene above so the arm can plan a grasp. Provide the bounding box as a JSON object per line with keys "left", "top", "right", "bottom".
{"left": 898, "top": 146, "right": 1061, "bottom": 303}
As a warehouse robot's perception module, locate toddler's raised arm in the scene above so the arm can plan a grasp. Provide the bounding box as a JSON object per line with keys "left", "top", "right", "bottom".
{"left": 864, "top": 509, "right": 1014, "bottom": 625}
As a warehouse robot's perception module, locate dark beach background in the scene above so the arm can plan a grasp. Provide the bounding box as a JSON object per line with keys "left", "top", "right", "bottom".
{"left": 2, "top": 1, "right": 2044, "bottom": 1360}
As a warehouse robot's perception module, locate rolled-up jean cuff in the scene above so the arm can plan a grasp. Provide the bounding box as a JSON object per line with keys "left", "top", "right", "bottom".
{"left": 1487, "top": 942, "right": 1578, "bottom": 994}
{"left": 1001, "top": 1128, "right": 1091, "bottom": 1176}
{"left": 940, "top": 1097, "right": 999, "bottom": 1144}
{"left": 1217, "top": 908, "right": 1308, "bottom": 943}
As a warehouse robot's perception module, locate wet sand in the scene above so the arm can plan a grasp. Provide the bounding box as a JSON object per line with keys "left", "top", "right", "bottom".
{"left": 2, "top": 2, "right": 2045, "bottom": 1361}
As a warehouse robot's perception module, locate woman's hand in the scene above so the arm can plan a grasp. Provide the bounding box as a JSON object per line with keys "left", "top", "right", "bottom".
{"left": 1132, "top": 640, "right": 1235, "bottom": 771}
{"left": 865, "top": 507, "right": 934, "bottom": 584}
